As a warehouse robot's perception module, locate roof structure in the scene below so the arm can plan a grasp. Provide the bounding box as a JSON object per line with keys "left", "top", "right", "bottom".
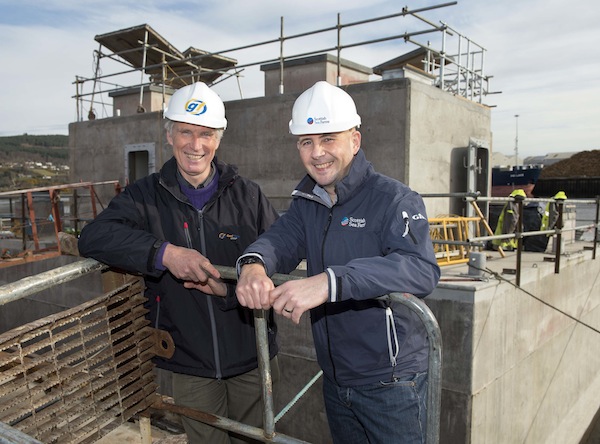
{"left": 373, "top": 47, "right": 453, "bottom": 76}
{"left": 94, "top": 24, "right": 237, "bottom": 88}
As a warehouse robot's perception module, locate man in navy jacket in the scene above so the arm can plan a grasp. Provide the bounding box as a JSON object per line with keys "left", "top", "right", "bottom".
{"left": 236, "top": 81, "right": 440, "bottom": 444}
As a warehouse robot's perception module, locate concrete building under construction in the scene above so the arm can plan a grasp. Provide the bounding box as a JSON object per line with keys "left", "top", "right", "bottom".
{"left": 1, "top": 3, "right": 599, "bottom": 443}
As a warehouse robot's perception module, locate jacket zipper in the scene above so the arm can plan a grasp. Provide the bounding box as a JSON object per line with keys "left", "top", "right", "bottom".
{"left": 160, "top": 176, "right": 226, "bottom": 379}
{"left": 321, "top": 209, "right": 338, "bottom": 384}
{"left": 197, "top": 210, "right": 223, "bottom": 380}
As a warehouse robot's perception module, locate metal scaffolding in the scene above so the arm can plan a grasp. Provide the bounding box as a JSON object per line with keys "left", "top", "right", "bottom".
{"left": 73, "top": 2, "right": 496, "bottom": 122}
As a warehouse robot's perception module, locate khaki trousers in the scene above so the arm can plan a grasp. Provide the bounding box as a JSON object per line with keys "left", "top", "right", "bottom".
{"left": 172, "top": 356, "right": 280, "bottom": 444}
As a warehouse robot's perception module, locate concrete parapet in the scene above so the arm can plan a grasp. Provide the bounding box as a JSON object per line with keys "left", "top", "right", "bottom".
{"left": 428, "top": 242, "right": 600, "bottom": 443}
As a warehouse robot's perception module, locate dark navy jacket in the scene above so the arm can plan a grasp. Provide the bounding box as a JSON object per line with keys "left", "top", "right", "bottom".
{"left": 78, "top": 156, "right": 279, "bottom": 378}
{"left": 244, "top": 149, "right": 440, "bottom": 386}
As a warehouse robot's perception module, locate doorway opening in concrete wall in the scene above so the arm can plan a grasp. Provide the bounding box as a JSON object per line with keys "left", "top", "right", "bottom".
{"left": 125, "top": 143, "right": 156, "bottom": 184}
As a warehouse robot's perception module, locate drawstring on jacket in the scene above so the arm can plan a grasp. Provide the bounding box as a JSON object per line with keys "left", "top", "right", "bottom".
{"left": 386, "top": 306, "right": 399, "bottom": 367}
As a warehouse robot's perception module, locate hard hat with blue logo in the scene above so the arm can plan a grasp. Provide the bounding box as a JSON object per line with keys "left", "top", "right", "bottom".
{"left": 289, "top": 81, "right": 361, "bottom": 135}
{"left": 164, "top": 82, "right": 227, "bottom": 129}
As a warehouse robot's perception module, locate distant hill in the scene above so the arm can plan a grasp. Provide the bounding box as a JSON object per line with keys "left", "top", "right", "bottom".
{"left": 0, "top": 135, "right": 69, "bottom": 190}
{"left": 0, "top": 134, "right": 69, "bottom": 164}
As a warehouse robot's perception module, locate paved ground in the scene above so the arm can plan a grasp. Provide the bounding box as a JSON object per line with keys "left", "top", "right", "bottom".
{"left": 96, "top": 420, "right": 187, "bottom": 444}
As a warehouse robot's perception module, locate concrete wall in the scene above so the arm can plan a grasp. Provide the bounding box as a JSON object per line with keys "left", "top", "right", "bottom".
{"left": 110, "top": 85, "right": 173, "bottom": 117}
{"left": 408, "top": 81, "right": 492, "bottom": 217}
{"left": 261, "top": 54, "right": 372, "bottom": 96}
{"left": 70, "top": 77, "right": 492, "bottom": 217}
{"left": 69, "top": 112, "right": 170, "bottom": 215}
{"left": 427, "top": 247, "right": 600, "bottom": 444}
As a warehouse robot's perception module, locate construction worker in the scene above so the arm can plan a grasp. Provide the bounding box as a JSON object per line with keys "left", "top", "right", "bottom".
{"left": 235, "top": 81, "right": 440, "bottom": 444}
{"left": 541, "top": 191, "right": 568, "bottom": 232}
{"left": 493, "top": 189, "right": 526, "bottom": 251}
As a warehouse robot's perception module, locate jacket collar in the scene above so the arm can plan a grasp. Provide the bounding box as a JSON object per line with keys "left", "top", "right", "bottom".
{"left": 293, "top": 149, "right": 373, "bottom": 206}
{"left": 160, "top": 156, "right": 238, "bottom": 198}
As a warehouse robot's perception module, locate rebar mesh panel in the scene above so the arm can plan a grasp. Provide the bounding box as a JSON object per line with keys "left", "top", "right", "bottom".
{"left": 0, "top": 278, "right": 158, "bottom": 443}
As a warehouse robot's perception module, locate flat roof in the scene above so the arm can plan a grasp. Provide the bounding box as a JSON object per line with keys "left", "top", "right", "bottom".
{"left": 94, "top": 24, "right": 237, "bottom": 88}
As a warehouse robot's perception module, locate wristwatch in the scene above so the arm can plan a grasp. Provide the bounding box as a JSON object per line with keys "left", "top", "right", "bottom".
{"left": 237, "top": 255, "right": 265, "bottom": 277}
{"left": 238, "top": 256, "right": 264, "bottom": 267}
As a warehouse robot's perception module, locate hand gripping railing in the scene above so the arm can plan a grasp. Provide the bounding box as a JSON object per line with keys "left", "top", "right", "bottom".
{"left": 0, "top": 259, "right": 442, "bottom": 443}
{"left": 216, "top": 266, "right": 443, "bottom": 444}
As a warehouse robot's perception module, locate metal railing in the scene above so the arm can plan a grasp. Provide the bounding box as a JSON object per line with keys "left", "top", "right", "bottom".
{"left": 0, "top": 259, "right": 443, "bottom": 443}
{"left": 422, "top": 192, "right": 600, "bottom": 286}
{"left": 0, "top": 181, "right": 121, "bottom": 265}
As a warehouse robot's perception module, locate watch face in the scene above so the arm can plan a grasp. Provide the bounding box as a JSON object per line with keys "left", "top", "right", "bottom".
{"left": 241, "top": 256, "right": 262, "bottom": 266}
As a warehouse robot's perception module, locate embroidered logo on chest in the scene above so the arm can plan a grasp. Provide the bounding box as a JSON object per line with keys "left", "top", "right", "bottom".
{"left": 219, "top": 232, "right": 240, "bottom": 241}
{"left": 340, "top": 216, "right": 366, "bottom": 228}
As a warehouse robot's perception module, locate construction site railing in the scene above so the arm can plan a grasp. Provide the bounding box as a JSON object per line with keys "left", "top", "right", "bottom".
{"left": 0, "top": 181, "right": 121, "bottom": 265}
{"left": 422, "top": 192, "right": 600, "bottom": 286}
{"left": 0, "top": 259, "right": 443, "bottom": 444}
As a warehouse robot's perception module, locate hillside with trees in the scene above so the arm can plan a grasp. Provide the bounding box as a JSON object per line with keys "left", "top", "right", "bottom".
{"left": 0, "top": 134, "right": 70, "bottom": 190}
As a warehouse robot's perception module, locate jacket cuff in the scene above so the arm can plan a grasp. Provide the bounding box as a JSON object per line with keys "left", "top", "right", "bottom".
{"left": 326, "top": 268, "right": 340, "bottom": 302}
{"left": 154, "top": 242, "right": 169, "bottom": 271}
{"left": 148, "top": 239, "right": 167, "bottom": 273}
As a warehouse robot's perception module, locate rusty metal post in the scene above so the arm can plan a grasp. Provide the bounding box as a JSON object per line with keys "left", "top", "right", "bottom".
{"left": 73, "top": 188, "right": 79, "bottom": 234}
{"left": 254, "top": 309, "right": 275, "bottom": 440}
{"left": 89, "top": 184, "right": 99, "bottom": 218}
{"left": 554, "top": 200, "right": 564, "bottom": 274}
{"left": 49, "top": 189, "right": 63, "bottom": 254}
{"left": 152, "top": 400, "right": 310, "bottom": 444}
{"left": 515, "top": 197, "right": 524, "bottom": 286}
{"left": 26, "top": 192, "right": 40, "bottom": 251}
{"left": 21, "top": 193, "right": 26, "bottom": 251}
{"left": 594, "top": 196, "right": 599, "bottom": 260}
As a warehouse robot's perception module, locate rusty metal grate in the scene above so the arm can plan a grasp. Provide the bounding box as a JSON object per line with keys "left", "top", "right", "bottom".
{"left": 0, "top": 277, "right": 158, "bottom": 443}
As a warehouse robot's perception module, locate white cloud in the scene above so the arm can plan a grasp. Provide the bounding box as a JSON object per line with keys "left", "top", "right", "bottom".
{"left": 0, "top": 0, "right": 598, "bottom": 158}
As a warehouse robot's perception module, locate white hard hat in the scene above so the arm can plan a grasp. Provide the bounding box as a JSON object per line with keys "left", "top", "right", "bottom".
{"left": 289, "top": 81, "right": 361, "bottom": 135}
{"left": 164, "top": 82, "right": 227, "bottom": 129}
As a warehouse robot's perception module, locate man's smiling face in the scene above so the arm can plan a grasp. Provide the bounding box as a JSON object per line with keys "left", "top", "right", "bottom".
{"left": 168, "top": 121, "right": 221, "bottom": 187}
{"left": 296, "top": 128, "right": 361, "bottom": 198}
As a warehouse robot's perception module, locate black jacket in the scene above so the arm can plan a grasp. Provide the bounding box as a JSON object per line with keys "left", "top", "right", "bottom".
{"left": 78, "top": 157, "right": 279, "bottom": 378}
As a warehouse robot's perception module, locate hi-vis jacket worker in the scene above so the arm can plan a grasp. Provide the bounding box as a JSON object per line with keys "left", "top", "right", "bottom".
{"left": 541, "top": 191, "right": 568, "bottom": 233}
{"left": 493, "top": 188, "right": 527, "bottom": 250}
{"left": 235, "top": 81, "right": 440, "bottom": 444}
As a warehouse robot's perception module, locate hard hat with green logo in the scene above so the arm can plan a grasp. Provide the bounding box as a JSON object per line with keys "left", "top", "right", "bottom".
{"left": 289, "top": 81, "right": 361, "bottom": 135}
{"left": 164, "top": 82, "right": 227, "bottom": 129}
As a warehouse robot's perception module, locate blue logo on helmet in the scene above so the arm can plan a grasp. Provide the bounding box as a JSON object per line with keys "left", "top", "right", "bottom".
{"left": 185, "top": 99, "right": 208, "bottom": 115}
{"left": 307, "top": 117, "right": 314, "bottom": 125}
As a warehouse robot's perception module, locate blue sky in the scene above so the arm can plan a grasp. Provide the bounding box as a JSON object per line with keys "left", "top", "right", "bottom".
{"left": 0, "top": 0, "right": 598, "bottom": 159}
